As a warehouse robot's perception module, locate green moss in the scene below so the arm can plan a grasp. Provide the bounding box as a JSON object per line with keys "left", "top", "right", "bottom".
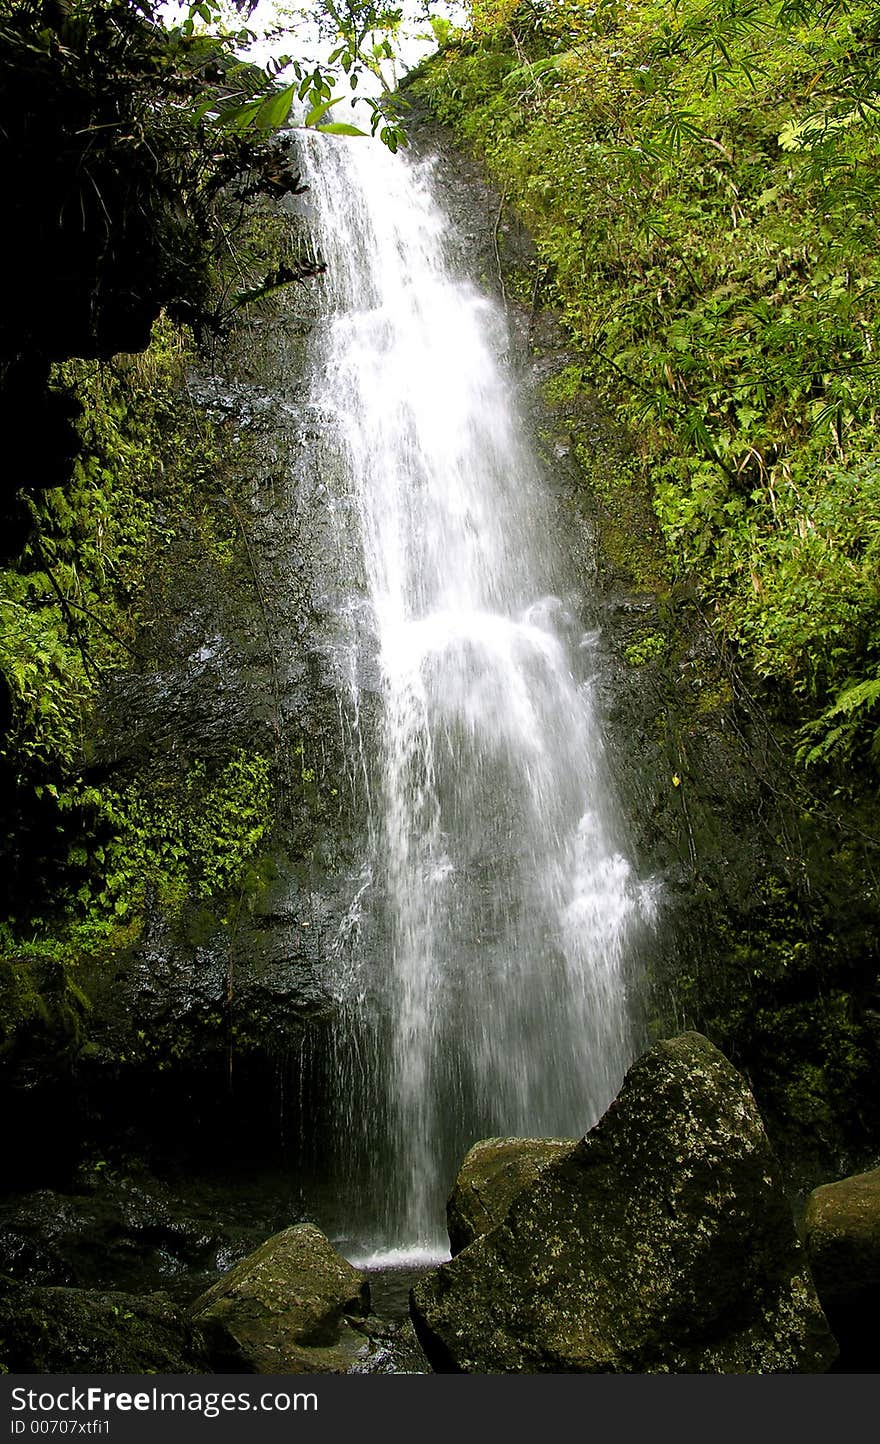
{"left": 692, "top": 677, "right": 734, "bottom": 715}
{"left": 624, "top": 631, "right": 667, "bottom": 667}
{"left": 541, "top": 365, "right": 584, "bottom": 410}
{"left": 574, "top": 447, "right": 670, "bottom": 591}
{"left": 0, "top": 947, "right": 91, "bottom": 1062}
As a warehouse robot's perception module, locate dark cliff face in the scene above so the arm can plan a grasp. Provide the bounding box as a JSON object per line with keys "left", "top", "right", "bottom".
{"left": 0, "top": 3, "right": 187, "bottom": 560}
{"left": 0, "top": 0, "right": 305, "bottom": 560}
{"left": 0, "top": 4, "right": 319, "bottom": 1109}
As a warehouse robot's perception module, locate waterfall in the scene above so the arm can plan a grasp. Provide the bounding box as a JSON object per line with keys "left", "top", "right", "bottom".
{"left": 296, "top": 134, "right": 656, "bottom": 1258}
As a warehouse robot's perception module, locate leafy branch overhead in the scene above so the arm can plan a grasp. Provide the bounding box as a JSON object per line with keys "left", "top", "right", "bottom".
{"left": 165, "top": 0, "right": 409, "bottom": 150}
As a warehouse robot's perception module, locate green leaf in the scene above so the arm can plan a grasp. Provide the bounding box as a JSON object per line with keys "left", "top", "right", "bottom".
{"left": 317, "top": 122, "right": 367, "bottom": 137}
{"left": 305, "top": 95, "right": 342, "bottom": 128}
{"left": 191, "top": 94, "right": 221, "bottom": 123}
{"left": 215, "top": 97, "right": 263, "bottom": 133}
{"left": 254, "top": 84, "right": 297, "bottom": 131}
{"left": 824, "top": 677, "right": 880, "bottom": 720}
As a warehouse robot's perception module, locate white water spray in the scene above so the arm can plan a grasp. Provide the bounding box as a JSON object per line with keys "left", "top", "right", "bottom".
{"left": 298, "top": 135, "right": 655, "bottom": 1251}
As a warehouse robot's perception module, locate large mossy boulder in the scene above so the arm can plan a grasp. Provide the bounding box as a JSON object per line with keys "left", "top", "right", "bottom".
{"left": 802, "top": 1165, "right": 880, "bottom": 1369}
{"left": 190, "top": 1222, "right": 370, "bottom": 1373}
{"left": 411, "top": 1033, "right": 837, "bottom": 1373}
{"left": 447, "top": 1137, "right": 574, "bottom": 1256}
{"left": 0, "top": 1282, "right": 210, "bottom": 1373}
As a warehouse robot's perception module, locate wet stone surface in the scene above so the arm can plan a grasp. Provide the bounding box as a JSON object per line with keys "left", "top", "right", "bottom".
{"left": 411, "top": 1034, "right": 838, "bottom": 1374}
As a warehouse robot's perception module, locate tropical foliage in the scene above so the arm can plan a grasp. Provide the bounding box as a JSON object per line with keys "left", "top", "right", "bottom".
{"left": 415, "top": 0, "right": 880, "bottom": 781}
{"left": 0, "top": 0, "right": 392, "bottom": 1029}
{"left": 0, "top": 318, "right": 268, "bottom": 923}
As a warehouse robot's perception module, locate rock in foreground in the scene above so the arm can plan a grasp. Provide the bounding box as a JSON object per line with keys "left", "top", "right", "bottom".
{"left": 411, "top": 1033, "right": 837, "bottom": 1373}
{"left": 190, "top": 1222, "right": 370, "bottom": 1373}
{"left": 447, "top": 1137, "right": 575, "bottom": 1256}
{"left": 802, "top": 1164, "right": 880, "bottom": 1370}
{"left": 0, "top": 1283, "right": 209, "bottom": 1374}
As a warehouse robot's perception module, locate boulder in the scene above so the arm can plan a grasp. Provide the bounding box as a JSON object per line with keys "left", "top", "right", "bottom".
{"left": 802, "top": 1165, "right": 880, "bottom": 1369}
{"left": 0, "top": 1282, "right": 210, "bottom": 1374}
{"left": 190, "top": 1222, "right": 370, "bottom": 1373}
{"left": 411, "top": 1033, "right": 837, "bottom": 1373}
{"left": 447, "top": 1137, "right": 574, "bottom": 1256}
{"left": 349, "top": 1319, "right": 431, "bottom": 1374}
{"left": 0, "top": 1176, "right": 228, "bottom": 1291}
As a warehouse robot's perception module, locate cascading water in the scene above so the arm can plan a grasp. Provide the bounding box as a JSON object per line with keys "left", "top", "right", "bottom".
{"left": 296, "top": 133, "right": 656, "bottom": 1258}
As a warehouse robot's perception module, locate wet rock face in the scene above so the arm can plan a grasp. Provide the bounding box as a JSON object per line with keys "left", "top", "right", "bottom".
{"left": 411, "top": 1033, "right": 838, "bottom": 1374}
{"left": 348, "top": 1319, "right": 431, "bottom": 1375}
{"left": 0, "top": 1169, "right": 297, "bottom": 1302}
{"left": 802, "top": 1165, "right": 880, "bottom": 1370}
{"left": 190, "top": 1222, "right": 370, "bottom": 1374}
{"left": 0, "top": 1283, "right": 209, "bottom": 1374}
{"left": 447, "top": 1137, "right": 575, "bottom": 1256}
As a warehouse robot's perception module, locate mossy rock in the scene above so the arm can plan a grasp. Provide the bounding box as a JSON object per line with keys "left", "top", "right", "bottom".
{"left": 447, "top": 1137, "right": 575, "bottom": 1256}
{"left": 802, "top": 1165, "right": 880, "bottom": 1370}
{"left": 411, "top": 1033, "right": 837, "bottom": 1374}
{"left": 190, "top": 1222, "right": 370, "bottom": 1374}
{"left": 0, "top": 1282, "right": 210, "bottom": 1373}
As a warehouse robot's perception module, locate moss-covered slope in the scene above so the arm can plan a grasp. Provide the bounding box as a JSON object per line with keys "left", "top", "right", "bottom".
{"left": 412, "top": 0, "right": 880, "bottom": 783}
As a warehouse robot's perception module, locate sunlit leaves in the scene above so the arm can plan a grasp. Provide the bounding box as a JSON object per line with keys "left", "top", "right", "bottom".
{"left": 160, "top": 0, "right": 409, "bottom": 147}
{"left": 304, "top": 93, "right": 343, "bottom": 126}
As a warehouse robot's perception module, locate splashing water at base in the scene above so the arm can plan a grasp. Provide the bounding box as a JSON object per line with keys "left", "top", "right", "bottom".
{"left": 297, "top": 134, "right": 656, "bottom": 1253}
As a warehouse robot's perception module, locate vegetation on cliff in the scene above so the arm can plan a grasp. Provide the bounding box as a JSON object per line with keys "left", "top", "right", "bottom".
{"left": 1, "top": 0, "right": 878, "bottom": 1189}
{"left": 414, "top": 0, "right": 880, "bottom": 785}
{"left": 410, "top": 0, "right": 880, "bottom": 1170}
{"left": 0, "top": 319, "right": 278, "bottom": 1070}
{"left": 0, "top": 0, "right": 321, "bottom": 1060}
